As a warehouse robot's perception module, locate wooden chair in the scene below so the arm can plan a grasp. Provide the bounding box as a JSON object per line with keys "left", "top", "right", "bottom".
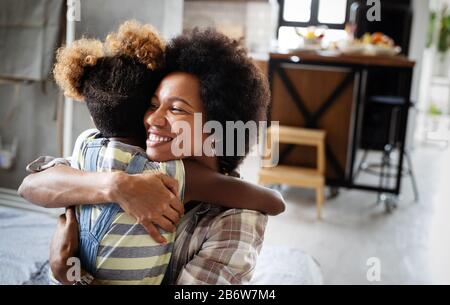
{"left": 259, "top": 125, "right": 326, "bottom": 219}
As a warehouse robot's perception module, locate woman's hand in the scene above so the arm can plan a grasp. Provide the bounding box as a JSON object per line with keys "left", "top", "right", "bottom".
{"left": 50, "top": 207, "right": 79, "bottom": 285}
{"left": 109, "top": 172, "right": 184, "bottom": 243}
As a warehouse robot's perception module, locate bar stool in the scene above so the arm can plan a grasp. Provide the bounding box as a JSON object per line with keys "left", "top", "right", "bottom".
{"left": 355, "top": 96, "right": 419, "bottom": 211}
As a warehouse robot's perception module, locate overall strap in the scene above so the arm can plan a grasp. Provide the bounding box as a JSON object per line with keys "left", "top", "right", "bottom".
{"left": 88, "top": 153, "right": 148, "bottom": 239}
{"left": 165, "top": 161, "right": 176, "bottom": 178}
{"left": 126, "top": 153, "right": 148, "bottom": 174}
{"left": 78, "top": 138, "right": 109, "bottom": 274}
{"left": 79, "top": 149, "right": 148, "bottom": 275}
{"left": 79, "top": 138, "right": 106, "bottom": 234}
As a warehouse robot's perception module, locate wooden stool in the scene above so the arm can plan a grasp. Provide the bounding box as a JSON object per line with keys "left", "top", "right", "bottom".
{"left": 259, "top": 126, "right": 326, "bottom": 219}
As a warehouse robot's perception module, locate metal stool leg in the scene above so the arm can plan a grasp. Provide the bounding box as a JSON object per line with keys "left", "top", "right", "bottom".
{"left": 354, "top": 150, "right": 369, "bottom": 180}
{"left": 377, "top": 148, "right": 389, "bottom": 204}
{"left": 404, "top": 150, "right": 419, "bottom": 202}
{"left": 377, "top": 145, "right": 398, "bottom": 212}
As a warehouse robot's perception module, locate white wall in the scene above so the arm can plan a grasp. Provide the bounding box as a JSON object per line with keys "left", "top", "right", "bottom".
{"left": 183, "top": 0, "right": 278, "bottom": 53}
{"left": 404, "top": 0, "right": 430, "bottom": 147}
{"left": 409, "top": 0, "right": 430, "bottom": 103}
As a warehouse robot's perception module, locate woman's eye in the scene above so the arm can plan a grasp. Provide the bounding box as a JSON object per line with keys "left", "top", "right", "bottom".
{"left": 148, "top": 103, "right": 158, "bottom": 110}
{"left": 171, "top": 107, "right": 186, "bottom": 114}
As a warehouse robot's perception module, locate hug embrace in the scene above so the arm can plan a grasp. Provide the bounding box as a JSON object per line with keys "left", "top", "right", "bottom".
{"left": 19, "top": 20, "right": 285, "bottom": 285}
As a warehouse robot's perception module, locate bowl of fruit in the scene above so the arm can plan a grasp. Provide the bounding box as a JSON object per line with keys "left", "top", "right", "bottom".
{"left": 340, "top": 32, "right": 401, "bottom": 56}
{"left": 294, "top": 26, "right": 326, "bottom": 50}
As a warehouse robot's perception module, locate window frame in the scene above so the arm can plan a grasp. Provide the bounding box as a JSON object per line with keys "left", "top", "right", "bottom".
{"left": 277, "top": 0, "right": 355, "bottom": 32}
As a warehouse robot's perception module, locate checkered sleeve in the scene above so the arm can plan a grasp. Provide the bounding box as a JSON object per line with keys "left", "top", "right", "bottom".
{"left": 26, "top": 156, "right": 72, "bottom": 173}
{"left": 175, "top": 209, "right": 268, "bottom": 285}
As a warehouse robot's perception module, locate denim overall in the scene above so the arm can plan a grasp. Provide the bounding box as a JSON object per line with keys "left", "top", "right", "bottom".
{"left": 78, "top": 138, "right": 148, "bottom": 275}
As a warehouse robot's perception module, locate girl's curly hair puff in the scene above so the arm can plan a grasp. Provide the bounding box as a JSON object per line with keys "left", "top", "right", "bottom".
{"left": 53, "top": 38, "right": 104, "bottom": 101}
{"left": 105, "top": 20, "right": 166, "bottom": 70}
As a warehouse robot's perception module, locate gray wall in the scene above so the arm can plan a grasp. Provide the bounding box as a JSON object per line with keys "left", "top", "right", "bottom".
{"left": 0, "top": 82, "right": 60, "bottom": 189}
{"left": 0, "top": 0, "right": 183, "bottom": 190}
{"left": 76, "top": 0, "right": 183, "bottom": 40}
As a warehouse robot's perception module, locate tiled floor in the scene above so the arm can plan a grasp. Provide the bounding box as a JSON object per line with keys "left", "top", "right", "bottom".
{"left": 241, "top": 143, "right": 450, "bottom": 284}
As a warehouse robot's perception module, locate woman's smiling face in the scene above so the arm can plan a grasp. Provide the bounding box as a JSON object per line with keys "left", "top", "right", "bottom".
{"left": 143, "top": 72, "right": 205, "bottom": 162}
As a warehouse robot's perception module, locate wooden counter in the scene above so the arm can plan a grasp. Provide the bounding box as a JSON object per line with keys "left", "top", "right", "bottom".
{"left": 267, "top": 50, "right": 415, "bottom": 194}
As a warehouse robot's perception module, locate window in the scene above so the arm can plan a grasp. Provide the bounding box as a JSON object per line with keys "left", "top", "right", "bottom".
{"left": 278, "top": 0, "right": 352, "bottom": 30}
{"left": 277, "top": 0, "right": 353, "bottom": 50}
{"left": 283, "top": 0, "right": 312, "bottom": 22}
{"left": 318, "top": 0, "right": 347, "bottom": 24}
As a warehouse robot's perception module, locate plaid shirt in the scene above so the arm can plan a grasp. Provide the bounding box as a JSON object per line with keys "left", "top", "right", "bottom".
{"left": 163, "top": 203, "right": 267, "bottom": 285}
{"left": 27, "top": 156, "right": 268, "bottom": 285}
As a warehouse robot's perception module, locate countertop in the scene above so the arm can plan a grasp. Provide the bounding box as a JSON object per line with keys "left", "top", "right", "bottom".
{"left": 269, "top": 50, "right": 416, "bottom": 68}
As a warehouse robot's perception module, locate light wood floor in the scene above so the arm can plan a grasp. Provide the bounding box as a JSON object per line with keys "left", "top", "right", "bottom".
{"left": 241, "top": 144, "right": 450, "bottom": 284}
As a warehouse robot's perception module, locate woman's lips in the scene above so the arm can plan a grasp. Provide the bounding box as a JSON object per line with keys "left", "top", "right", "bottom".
{"left": 146, "top": 132, "right": 174, "bottom": 148}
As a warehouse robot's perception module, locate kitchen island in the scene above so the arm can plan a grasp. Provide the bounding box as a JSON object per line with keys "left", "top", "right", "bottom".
{"left": 266, "top": 50, "right": 415, "bottom": 195}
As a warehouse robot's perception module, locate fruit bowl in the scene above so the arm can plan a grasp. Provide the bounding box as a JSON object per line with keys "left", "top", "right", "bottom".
{"left": 338, "top": 32, "right": 401, "bottom": 56}
{"left": 294, "top": 26, "right": 325, "bottom": 49}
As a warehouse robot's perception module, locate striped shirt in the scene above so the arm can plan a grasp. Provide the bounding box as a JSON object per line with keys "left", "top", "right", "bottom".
{"left": 72, "top": 129, "right": 185, "bottom": 285}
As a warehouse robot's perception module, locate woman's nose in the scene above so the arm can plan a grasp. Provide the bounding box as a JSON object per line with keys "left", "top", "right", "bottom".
{"left": 146, "top": 108, "right": 167, "bottom": 127}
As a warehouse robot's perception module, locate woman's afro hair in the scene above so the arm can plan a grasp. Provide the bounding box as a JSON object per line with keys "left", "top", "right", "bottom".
{"left": 165, "top": 29, "right": 270, "bottom": 174}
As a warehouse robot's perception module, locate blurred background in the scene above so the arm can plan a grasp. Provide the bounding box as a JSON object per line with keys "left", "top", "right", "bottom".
{"left": 0, "top": 0, "right": 449, "bottom": 285}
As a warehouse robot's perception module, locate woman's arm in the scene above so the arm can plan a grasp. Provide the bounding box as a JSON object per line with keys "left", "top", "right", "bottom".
{"left": 19, "top": 164, "right": 184, "bottom": 242}
{"left": 183, "top": 160, "right": 286, "bottom": 215}
{"left": 49, "top": 207, "right": 80, "bottom": 285}
{"left": 19, "top": 165, "right": 115, "bottom": 208}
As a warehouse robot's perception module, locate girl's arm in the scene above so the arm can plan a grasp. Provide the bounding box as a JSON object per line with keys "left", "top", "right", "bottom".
{"left": 183, "top": 160, "right": 285, "bottom": 215}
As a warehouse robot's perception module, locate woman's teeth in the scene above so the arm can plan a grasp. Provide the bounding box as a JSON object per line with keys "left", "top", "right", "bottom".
{"left": 148, "top": 134, "right": 172, "bottom": 143}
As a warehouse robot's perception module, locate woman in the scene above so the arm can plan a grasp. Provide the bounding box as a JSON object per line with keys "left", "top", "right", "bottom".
{"left": 19, "top": 29, "right": 271, "bottom": 284}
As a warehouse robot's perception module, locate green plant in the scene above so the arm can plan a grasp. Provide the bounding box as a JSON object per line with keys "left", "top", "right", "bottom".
{"left": 428, "top": 103, "right": 443, "bottom": 116}
{"left": 438, "top": 7, "right": 450, "bottom": 53}
{"left": 427, "top": 11, "right": 436, "bottom": 48}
